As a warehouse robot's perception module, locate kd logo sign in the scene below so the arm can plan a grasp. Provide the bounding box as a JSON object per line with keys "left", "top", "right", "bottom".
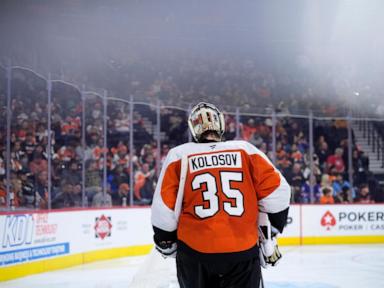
{"left": 2, "top": 215, "right": 34, "bottom": 248}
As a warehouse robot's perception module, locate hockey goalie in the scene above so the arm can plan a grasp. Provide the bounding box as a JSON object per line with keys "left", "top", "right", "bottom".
{"left": 151, "top": 102, "right": 291, "bottom": 288}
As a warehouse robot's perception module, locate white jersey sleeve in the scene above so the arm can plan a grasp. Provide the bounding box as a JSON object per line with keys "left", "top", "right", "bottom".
{"left": 151, "top": 147, "right": 182, "bottom": 232}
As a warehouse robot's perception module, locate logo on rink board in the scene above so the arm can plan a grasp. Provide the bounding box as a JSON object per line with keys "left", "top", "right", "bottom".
{"left": 320, "top": 209, "right": 384, "bottom": 231}
{"left": 2, "top": 214, "right": 34, "bottom": 248}
{"left": 94, "top": 215, "right": 112, "bottom": 240}
{"left": 320, "top": 211, "right": 336, "bottom": 230}
{"left": 189, "top": 151, "right": 242, "bottom": 173}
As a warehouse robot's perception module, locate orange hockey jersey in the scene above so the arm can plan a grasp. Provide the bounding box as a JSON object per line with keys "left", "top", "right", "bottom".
{"left": 151, "top": 140, "right": 290, "bottom": 254}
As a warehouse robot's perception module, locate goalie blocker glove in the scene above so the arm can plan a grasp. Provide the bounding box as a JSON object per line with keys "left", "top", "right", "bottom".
{"left": 155, "top": 239, "right": 177, "bottom": 258}
{"left": 153, "top": 226, "right": 177, "bottom": 258}
{"left": 258, "top": 212, "right": 283, "bottom": 268}
{"left": 258, "top": 235, "right": 282, "bottom": 268}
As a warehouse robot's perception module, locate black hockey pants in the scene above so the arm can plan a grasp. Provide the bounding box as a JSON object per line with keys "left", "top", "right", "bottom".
{"left": 176, "top": 250, "right": 261, "bottom": 288}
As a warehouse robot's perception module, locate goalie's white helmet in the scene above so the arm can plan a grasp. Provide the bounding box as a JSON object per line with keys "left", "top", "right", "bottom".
{"left": 188, "top": 102, "right": 225, "bottom": 142}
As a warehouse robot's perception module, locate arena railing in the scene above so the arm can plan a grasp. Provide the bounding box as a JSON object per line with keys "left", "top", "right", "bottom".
{"left": 1, "top": 64, "right": 384, "bottom": 211}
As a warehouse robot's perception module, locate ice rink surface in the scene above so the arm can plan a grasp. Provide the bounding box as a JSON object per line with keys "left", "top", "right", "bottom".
{"left": 1, "top": 244, "right": 384, "bottom": 288}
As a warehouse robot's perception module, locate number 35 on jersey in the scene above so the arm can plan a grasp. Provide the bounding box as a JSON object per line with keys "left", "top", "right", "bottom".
{"left": 188, "top": 151, "right": 245, "bottom": 219}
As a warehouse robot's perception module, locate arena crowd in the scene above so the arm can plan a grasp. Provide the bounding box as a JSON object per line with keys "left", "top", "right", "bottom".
{"left": 0, "top": 54, "right": 381, "bottom": 210}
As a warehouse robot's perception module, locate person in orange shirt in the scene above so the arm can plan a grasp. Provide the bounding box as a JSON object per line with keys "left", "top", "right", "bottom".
{"left": 319, "top": 187, "right": 335, "bottom": 204}
{"left": 151, "top": 103, "right": 291, "bottom": 288}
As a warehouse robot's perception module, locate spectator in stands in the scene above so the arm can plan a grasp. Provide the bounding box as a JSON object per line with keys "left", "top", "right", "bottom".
{"left": 334, "top": 185, "right": 351, "bottom": 204}
{"left": 142, "top": 152, "right": 156, "bottom": 170}
{"left": 10, "top": 178, "right": 23, "bottom": 208}
{"left": 18, "top": 169, "right": 35, "bottom": 208}
{"left": 111, "top": 144, "right": 130, "bottom": 171}
{"left": 276, "top": 142, "right": 291, "bottom": 172}
{"left": 302, "top": 154, "right": 322, "bottom": 180}
{"left": 114, "top": 111, "right": 130, "bottom": 133}
{"left": 0, "top": 177, "right": 5, "bottom": 207}
{"left": 320, "top": 187, "right": 335, "bottom": 204}
{"left": 34, "top": 145, "right": 47, "bottom": 160}
{"left": 140, "top": 144, "right": 155, "bottom": 163}
{"left": 61, "top": 110, "right": 81, "bottom": 138}
{"left": 62, "top": 160, "right": 81, "bottom": 185}
{"left": 353, "top": 149, "right": 369, "bottom": 186}
{"left": 88, "top": 101, "right": 102, "bottom": 121}
{"left": 16, "top": 119, "right": 29, "bottom": 142}
{"left": 11, "top": 141, "right": 25, "bottom": 165}
{"left": 320, "top": 174, "right": 332, "bottom": 189}
{"left": 296, "top": 134, "right": 309, "bottom": 156}
{"left": 0, "top": 152, "right": 5, "bottom": 178}
{"left": 160, "top": 144, "right": 170, "bottom": 167}
{"left": 92, "top": 188, "right": 112, "bottom": 207}
{"left": 35, "top": 170, "right": 48, "bottom": 209}
{"left": 326, "top": 148, "right": 345, "bottom": 174}
{"left": 52, "top": 182, "right": 75, "bottom": 209}
{"left": 241, "top": 118, "right": 257, "bottom": 141}
{"left": 286, "top": 120, "right": 301, "bottom": 144}
{"left": 354, "top": 184, "right": 375, "bottom": 204}
{"left": 248, "top": 119, "right": 271, "bottom": 147}
{"left": 316, "top": 140, "right": 329, "bottom": 170}
{"left": 23, "top": 132, "right": 37, "bottom": 159}
{"left": 112, "top": 183, "right": 129, "bottom": 206}
{"left": 276, "top": 141, "right": 287, "bottom": 159}
{"left": 134, "top": 163, "right": 155, "bottom": 204}
{"left": 85, "top": 159, "right": 102, "bottom": 199}
{"left": 332, "top": 174, "right": 351, "bottom": 195}
{"left": 29, "top": 152, "right": 48, "bottom": 176}
{"left": 300, "top": 177, "right": 322, "bottom": 203}
{"left": 225, "top": 120, "right": 236, "bottom": 140}
{"left": 277, "top": 155, "right": 292, "bottom": 179}
{"left": 166, "top": 112, "right": 187, "bottom": 145}
{"left": 290, "top": 143, "right": 304, "bottom": 164}
{"left": 286, "top": 163, "right": 305, "bottom": 203}
{"left": 108, "top": 164, "right": 129, "bottom": 193}
{"left": 72, "top": 184, "right": 83, "bottom": 207}
{"left": 36, "top": 123, "right": 49, "bottom": 143}
{"left": 367, "top": 172, "right": 381, "bottom": 202}
{"left": 57, "top": 145, "right": 76, "bottom": 163}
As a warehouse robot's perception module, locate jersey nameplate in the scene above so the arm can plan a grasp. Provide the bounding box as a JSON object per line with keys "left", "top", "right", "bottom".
{"left": 189, "top": 151, "right": 242, "bottom": 173}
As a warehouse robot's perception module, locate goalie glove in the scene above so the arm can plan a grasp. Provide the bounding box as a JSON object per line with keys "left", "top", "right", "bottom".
{"left": 154, "top": 239, "right": 177, "bottom": 258}
{"left": 258, "top": 212, "right": 282, "bottom": 268}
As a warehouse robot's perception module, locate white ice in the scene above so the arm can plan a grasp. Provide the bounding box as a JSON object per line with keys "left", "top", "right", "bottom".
{"left": 1, "top": 244, "right": 383, "bottom": 288}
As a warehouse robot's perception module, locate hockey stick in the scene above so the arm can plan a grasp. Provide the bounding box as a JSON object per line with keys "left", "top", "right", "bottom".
{"left": 260, "top": 270, "right": 265, "bottom": 288}
{"left": 129, "top": 247, "right": 177, "bottom": 288}
{"left": 174, "top": 154, "right": 188, "bottom": 219}
{"left": 130, "top": 155, "right": 189, "bottom": 288}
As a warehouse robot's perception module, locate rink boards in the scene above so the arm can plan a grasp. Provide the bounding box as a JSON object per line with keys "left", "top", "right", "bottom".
{"left": 279, "top": 204, "right": 384, "bottom": 245}
{"left": 1, "top": 204, "right": 384, "bottom": 281}
{"left": 0, "top": 208, "right": 153, "bottom": 281}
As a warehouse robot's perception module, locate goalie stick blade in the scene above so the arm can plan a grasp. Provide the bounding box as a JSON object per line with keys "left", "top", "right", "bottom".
{"left": 260, "top": 269, "right": 265, "bottom": 288}
{"left": 130, "top": 247, "right": 177, "bottom": 288}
